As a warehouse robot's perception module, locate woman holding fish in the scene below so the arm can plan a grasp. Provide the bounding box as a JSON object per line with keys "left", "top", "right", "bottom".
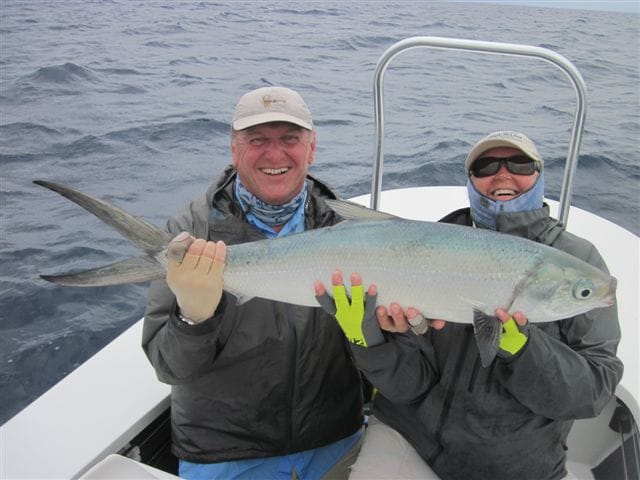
{"left": 317, "top": 132, "right": 623, "bottom": 480}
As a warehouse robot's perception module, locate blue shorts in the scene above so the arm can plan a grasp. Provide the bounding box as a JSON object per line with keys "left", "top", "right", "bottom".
{"left": 179, "top": 429, "right": 363, "bottom": 480}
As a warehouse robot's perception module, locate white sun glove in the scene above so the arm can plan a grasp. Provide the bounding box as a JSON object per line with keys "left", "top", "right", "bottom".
{"left": 165, "top": 232, "right": 227, "bottom": 324}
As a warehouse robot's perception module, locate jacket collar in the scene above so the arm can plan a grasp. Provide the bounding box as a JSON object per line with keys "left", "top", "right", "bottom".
{"left": 203, "top": 165, "right": 340, "bottom": 240}
{"left": 441, "top": 205, "right": 563, "bottom": 245}
{"left": 495, "top": 204, "right": 563, "bottom": 244}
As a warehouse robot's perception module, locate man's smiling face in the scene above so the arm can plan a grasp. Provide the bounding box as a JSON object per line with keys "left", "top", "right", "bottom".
{"left": 231, "top": 122, "right": 316, "bottom": 205}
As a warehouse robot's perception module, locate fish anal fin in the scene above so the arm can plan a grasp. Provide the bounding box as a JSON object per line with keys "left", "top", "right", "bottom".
{"left": 472, "top": 308, "right": 502, "bottom": 367}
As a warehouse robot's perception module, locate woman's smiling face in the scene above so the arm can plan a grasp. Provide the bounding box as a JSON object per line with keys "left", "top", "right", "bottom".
{"left": 470, "top": 147, "right": 539, "bottom": 201}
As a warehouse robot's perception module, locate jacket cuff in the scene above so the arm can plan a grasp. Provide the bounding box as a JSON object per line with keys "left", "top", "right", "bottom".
{"left": 170, "top": 294, "right": 227, "bottom": 335}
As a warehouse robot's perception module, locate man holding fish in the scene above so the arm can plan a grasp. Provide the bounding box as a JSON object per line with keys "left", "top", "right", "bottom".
{"left": 318, "top": 132, "right": 623, "bottom": 480}
{"left": 143, "top": 87, "right": 366, "bottom": 480}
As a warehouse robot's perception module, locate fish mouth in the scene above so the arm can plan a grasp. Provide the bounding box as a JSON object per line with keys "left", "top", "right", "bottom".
{"left": 605, "top": 276, "right": 618, "bottom": 306}
{"left": 261, "top": 167, "right": 289, "bottom": 176}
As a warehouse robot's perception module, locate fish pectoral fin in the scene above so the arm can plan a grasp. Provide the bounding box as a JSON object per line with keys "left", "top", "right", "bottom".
{"left": 40, "top": 255, "right": 165, "bottom": 287}
{"left": 324, "top": 199, "right": 398, "bottom": 221}
{"left": 472, "top": 308, "right": 502, "bottom": 368}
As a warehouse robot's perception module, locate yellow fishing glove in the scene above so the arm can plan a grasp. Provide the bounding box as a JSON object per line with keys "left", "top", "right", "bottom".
{"left": 497, "top": 318, "right": 529, "bottom": 358}
{"left": 316, "top": 285, "right": 384, "bottom": 347}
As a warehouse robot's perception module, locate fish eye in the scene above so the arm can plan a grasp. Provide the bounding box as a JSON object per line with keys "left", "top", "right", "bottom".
{"left": 572, "top": 279, "right": 594, "bottom": 300}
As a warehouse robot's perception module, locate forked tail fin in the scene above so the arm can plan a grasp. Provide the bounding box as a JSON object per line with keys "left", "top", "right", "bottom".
{"left": 34, "top": 180, "right": 172, "bottom": 287}
{"left": 40, "top": 255, "right": 166, "bottom": 287}
{"left": 33, "top": 180, "right": 171, "bottom": 254}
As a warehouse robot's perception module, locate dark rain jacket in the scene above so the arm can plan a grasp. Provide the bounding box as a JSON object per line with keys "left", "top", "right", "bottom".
{"left": 352, "top": 205, "right": 623, "bottom": 480}
{"left": 142, "top": 165, "right": 364, "bottom": 463}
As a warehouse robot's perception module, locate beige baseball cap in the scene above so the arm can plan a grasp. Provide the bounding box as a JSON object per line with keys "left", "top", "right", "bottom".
{"left": 232, "top": 86, "right": 313, "bottom": 131}
{"left": 465, "top": 131, "right": 543, "bottom": 173}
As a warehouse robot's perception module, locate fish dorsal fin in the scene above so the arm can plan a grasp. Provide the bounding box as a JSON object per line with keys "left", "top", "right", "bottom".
{"left": 472, "top": 309, "right": 503, "bottom": 367}
{"left": 325, "top": 199, "right": 398, "bottom": 221}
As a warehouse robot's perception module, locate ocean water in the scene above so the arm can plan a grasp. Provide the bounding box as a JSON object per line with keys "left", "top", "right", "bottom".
{"left": 0, "top": 1, "right": 638, "bottom": 425}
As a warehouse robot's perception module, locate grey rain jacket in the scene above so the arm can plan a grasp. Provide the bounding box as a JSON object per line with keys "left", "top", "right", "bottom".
{"left": 352, "top": 205, "right": 623, "bottom": 480}
{"left": 143, "top": 165, "right": 364, "bottom": 463}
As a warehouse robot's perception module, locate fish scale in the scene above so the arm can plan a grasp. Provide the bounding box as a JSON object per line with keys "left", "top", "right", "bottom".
{"left": 221, "top": 217, "right": 611, "bottom": 326}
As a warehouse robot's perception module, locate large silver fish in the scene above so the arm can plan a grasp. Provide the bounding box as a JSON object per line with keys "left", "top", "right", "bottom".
{"left": 35, "top": 180, "right": 616, "bottom": 366}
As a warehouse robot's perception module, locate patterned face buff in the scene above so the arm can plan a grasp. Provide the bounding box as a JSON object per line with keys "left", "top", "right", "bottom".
{"left": 235, "top": 177, "right": 308, "bottom": 237}
{"left": 467, "top": 172, "right": 545, "bottom": 230}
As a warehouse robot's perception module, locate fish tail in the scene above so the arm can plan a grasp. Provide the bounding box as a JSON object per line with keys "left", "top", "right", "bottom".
{"left": 34, "top": 180, "right": 172, "bottom": 287}
{"left": 40, "top": 255, "right": 166, "bottom": 287}
{"left": 34, "top": 180, "right": 171, "bottom": 254}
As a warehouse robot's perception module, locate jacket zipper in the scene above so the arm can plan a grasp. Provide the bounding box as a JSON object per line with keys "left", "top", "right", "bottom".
{"left": 429, "top": 329, "right": 473, "bottom": 464}
{"left": 285, "top": 303, "right": 297, "bottom": 453}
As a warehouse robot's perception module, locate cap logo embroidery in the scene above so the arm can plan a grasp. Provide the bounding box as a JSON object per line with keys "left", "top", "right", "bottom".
{"left": 262, "top": 95, "right": 286, "bottom": 109}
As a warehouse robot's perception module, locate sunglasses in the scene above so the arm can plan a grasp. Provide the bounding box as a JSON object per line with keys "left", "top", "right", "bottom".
{"left": 470, "top": 155, "right": 539, "bottom": 178}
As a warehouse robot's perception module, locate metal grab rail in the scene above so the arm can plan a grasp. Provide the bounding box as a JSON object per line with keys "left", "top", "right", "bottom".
{"left": 371, "top": 36, "right": 587, "bottom": 229}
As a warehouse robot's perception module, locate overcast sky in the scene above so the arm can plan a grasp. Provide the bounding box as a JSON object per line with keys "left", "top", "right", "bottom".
{"left": 457, "top": 0, "right": 639, "bottom": 14}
